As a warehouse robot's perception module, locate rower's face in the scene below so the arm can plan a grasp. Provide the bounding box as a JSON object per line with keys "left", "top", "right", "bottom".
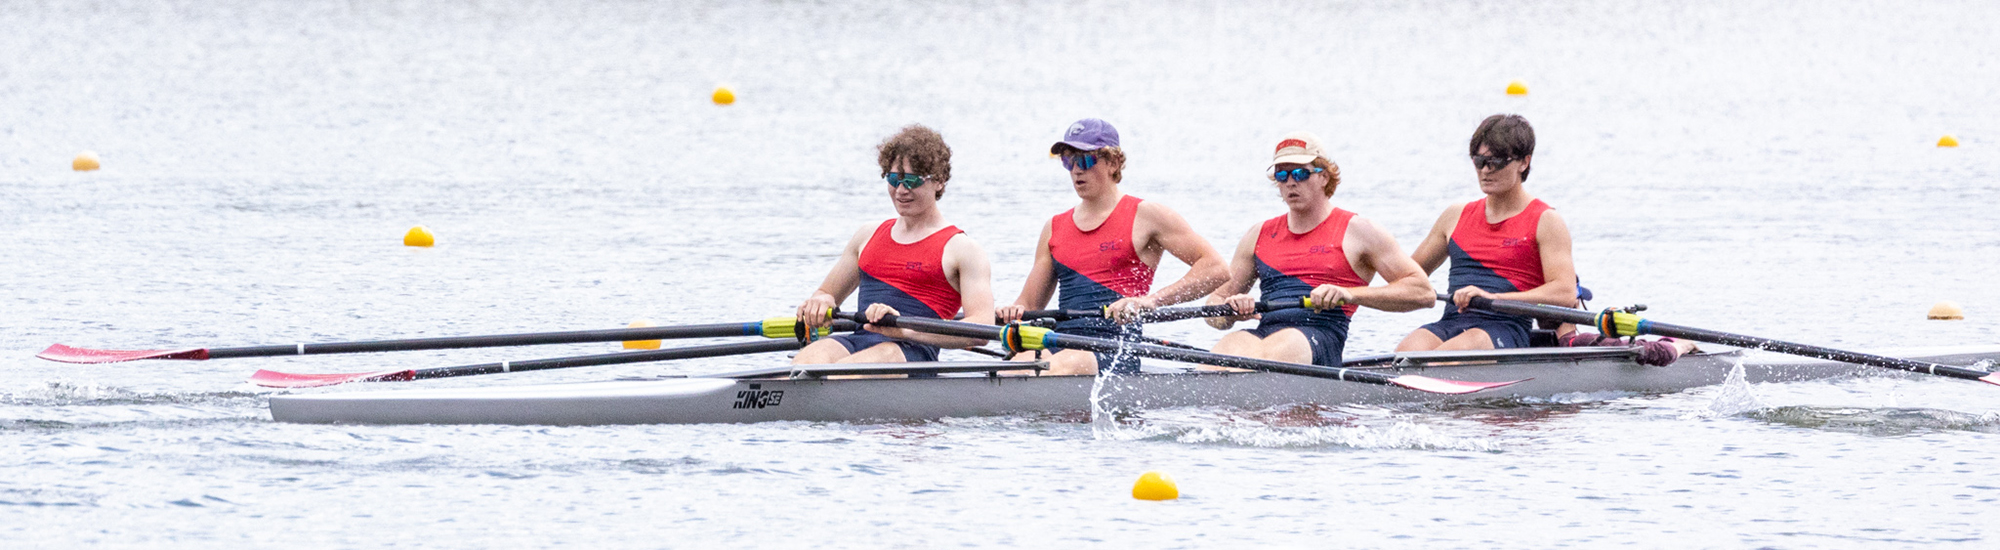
{"left": 1474, "top": 144, "right": 1528, "bottom": 194}
{"left": 886, "top": 157, "right": 939, "bottom": 216}
{"left": 1272, "top": 162, "right": 1329, "bottom": 209}
{"left": 1064, "top": 152, "right": 1117, "bottom": 198}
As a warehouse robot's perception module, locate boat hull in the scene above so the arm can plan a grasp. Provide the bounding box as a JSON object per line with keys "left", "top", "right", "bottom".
{"left": 267, "top": 347, "right": 2000, "bottom": 426}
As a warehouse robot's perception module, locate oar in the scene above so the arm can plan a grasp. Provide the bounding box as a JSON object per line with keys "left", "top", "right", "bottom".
{"left": 1019, "top": 297, "right": 1313, "bottom": 324}
{"left": 39, "top": 317, "right": 857, "bottom": 364}
{"left": 841, "top": 312, "right": 1525, "bottom": 395}
{"left": 249, "top": 339, "right": 803, "bottom": 388}
{"left": 1443, "top": 293, "right": 2000, "bottom": 386}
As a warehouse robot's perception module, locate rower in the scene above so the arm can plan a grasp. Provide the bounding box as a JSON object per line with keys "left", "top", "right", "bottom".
{"left": 1202, "top": 131, "right": 1433, "bottom": 367}
{"left": 995, "top": 118, "right": 1227, "bottom": 375}
{"left": 794, "top": 125, "right": 997, "bottom": 369}
{"left": 1396, "top": 114, "right": 1577, "bottom": 352}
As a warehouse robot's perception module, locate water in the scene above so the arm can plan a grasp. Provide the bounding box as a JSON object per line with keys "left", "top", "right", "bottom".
{"left": 5, "top": 0, "right": 1999, "bottom": 547}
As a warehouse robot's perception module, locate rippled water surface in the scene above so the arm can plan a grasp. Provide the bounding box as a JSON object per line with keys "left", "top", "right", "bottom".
{"left": 5, "top": 0, "right": 1999, "bottom": 547}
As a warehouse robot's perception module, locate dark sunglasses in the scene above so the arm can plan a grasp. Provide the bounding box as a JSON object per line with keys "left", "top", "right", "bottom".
{"left": 1471, "top": 155, "right": 1518, "bottom": 171}
{"left": 1269, "top": 166, "right": 1324, "bottom": 183}
{"left": 1060, "top": 154, "right": 1099, "bottom": 171}
{"left": 885, "top": 172, "right": 929, "bottom": 189}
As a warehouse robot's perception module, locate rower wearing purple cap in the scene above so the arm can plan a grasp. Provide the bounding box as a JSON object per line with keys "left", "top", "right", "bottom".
{"left": 1202, "top": 132, "right": 1433, "bottom": 367}
{"left": 995, "top": 118, "right": 1227, "bottom": 375}
{"left": 794, "top": 125, "right": 996, "bottom": 368}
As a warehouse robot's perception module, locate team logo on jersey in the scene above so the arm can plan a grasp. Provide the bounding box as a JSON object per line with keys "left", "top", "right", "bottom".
{"left": 1501, "top": 238, "right": 1529, "bottom": 247}
{"left": 1098, "top": 240, "right": 1121, "bottom": 252}
{"left": 904, "top": 261, "right": 927, "bottom": 271}
{"left": 1307, "top": 244, "right": 1338, "bottom": 254}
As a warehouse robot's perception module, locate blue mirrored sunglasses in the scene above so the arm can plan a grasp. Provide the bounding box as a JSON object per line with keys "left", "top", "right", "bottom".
{"left": 1060, "top": 154, "right": 1099, "bottom": 171}
{"left": 1270, "top": 166, "right": 1324, "bottom": 183}
{"left": 885, "top": 172, "right": 928, "bottom": 189}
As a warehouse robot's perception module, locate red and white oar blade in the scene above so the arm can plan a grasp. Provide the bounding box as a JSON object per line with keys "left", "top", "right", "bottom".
{"left": 1982, "top": 373, "right": 2000, "bottom": 387}
{"left": 249, "top": 369, "right": 416, "bottom": 389}
{"left": 37, "top": 344, "right": 211, "bottom": 364}
{"left": 1389, "top": 375, "right": 1531, "bottom": 395}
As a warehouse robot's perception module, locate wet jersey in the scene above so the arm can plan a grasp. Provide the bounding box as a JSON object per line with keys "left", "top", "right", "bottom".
{"left": 1253, "top": 209, "right": 1366, "bottom": 329}
{"left": 1049, "top": 195, "right": 1155, "bottom": 331}
{"left": 857, "top": 219, "right": 964, "bottom": 321}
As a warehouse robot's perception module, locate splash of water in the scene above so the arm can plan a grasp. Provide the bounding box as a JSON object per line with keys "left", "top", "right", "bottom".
{"left": 1695, "top": 358, "right": 1767, "bottom": 418}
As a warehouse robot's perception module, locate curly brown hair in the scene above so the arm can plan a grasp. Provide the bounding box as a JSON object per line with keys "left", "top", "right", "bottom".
{"left": 1312, "top": 157, "right": 1342, "bottom": 196}
{"left": 877, "top": 124, "right": 952, "bottom": 198}
{"left": 1052, "top": 144, "right": 1127, "bottom": 183}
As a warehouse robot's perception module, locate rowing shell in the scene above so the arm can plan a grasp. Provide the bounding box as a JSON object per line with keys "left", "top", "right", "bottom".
{"left": 267, "top": 345, "right": 2000, "bottom": 426}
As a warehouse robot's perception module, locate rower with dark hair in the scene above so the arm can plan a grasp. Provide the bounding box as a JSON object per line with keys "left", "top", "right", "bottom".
{"left": 1396, "top": 114, "right": 1694, "bottom": 365}
{"left": 794, "top": 124, "right": 995, "bottom": 368}
{"left": 1396, "top": 114, "right": 1576, "bottom": 352}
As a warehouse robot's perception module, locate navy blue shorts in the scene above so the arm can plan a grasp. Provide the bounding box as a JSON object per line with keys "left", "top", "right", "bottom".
{"left": 829, "top": 330, "right": 941, "bottom": 364}
{"left": 1245, "top": 322, "right": 1347, "bottom": 367}
{"left": 1419, "top": 311, "right": 1533, "bottom": 349}
{"left": 1058, "top": 325, "right": 1143, "bottom": 375}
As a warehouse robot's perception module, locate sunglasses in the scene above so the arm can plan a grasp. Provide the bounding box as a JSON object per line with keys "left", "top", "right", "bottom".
{"left": 1060, "top": 154, "right": 1099, "bottom": 171}
{"left": 1471, "top": 155, "right": 1518, "bottom": 171}
{"left": 884, "top": 172, "right": 929, "bottom": 189}
{"left": 1269, "top": 166, "right": 1324, "bottom": 183}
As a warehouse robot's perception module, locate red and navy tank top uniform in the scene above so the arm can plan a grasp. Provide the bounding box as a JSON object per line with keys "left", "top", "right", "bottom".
{"left": 1048, "top": 195, "right": 1155, "bottom": 373}
{"left": 1247, "top": 209, "right": 1367, "bottom": 367}
{"left": 1420, "top": 198, "right": 1551, "bottom": 349}
{"left": 831, "top": 219, "right": 964, "bottom": 364}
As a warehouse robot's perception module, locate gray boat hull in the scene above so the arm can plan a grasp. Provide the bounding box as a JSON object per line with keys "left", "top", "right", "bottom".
{"left": 267, "top": 346, "right": 2000, "bottom": 426}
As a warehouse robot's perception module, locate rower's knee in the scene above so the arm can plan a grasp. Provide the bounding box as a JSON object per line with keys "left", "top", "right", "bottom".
{"left": 1395, "top": 329, "right": 1443, "bottom": 352}
{"left": 1043, "top": 350, "right": 1099, "bottom": 376}
{"left": 1437, "top": 329, "right": 1496, "bottom": 351}
{"left": 792, "top": 340, "right": 849, "bottom": 365}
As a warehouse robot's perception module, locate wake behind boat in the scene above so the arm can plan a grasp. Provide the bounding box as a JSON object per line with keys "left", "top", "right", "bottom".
{"left": 266, "top": 345, "right": 2000, "bottom": 426}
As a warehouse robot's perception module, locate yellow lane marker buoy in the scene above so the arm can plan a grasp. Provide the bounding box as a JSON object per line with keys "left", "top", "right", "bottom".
{"left": 1505, "top": 80, "right": 1529, "bottom": 96}
{"left": 712, "top": 86, "right": 736, "bottom": 105}
{"left": 73, "top": 151, "right": 101, "bottom": 171}
{"left": 1927, "top": 301, "right": 1964, "bottom": 320}
{"left": 403, "top": 226, "right": 436, "bottom": 247}
{"left": 1131, "top": 471, "right": 1179, "bottom": 501}
{"left": 624, "top": 320, "right": 662, "bottom": 349}
{"left": 1937, "top": 135, "right": 1959, "bottom": 147}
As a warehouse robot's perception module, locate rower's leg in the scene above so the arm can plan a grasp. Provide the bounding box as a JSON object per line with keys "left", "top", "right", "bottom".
{"left": 1246, "top": 328, "right": 1314, "bottom": 364}
{"left": 835, "top": 343, "right": 909, "bottom": 363}
{"left": 1435, "top": 329, "right": 1497, "bottom": 351}
{"left": 1041, "top": 350, "right": 1100, "bottom": 376}
{"left": 1394, "top": 328, "right": 1445, "bottom": 352}
{"left": 1202, "top": 331, "right": 1264, "bottom": 371}
{"left": 792, "top": 339, "right": 852, "bottom": 365}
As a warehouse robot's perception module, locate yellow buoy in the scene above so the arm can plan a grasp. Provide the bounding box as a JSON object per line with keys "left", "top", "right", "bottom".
{"left": 403, "top": 225, "right": 435, "bottom": 247}
{"left": 1927, "top": 301, "right": 1965, "bottom": 320}
{"left": 1131, "top": 471, "right": 1179, "bottom": 501}
{"left": 624, "top": 319, "right": 662, "bottom": 349}
{"left": 73, "top": 151, "right": 101, "bottom": 171}
{"left": 1937, "top": 135, "right": 1959, "bottom": 147}
{"left": 1505, "top": 80, "right": 1529, "bottom": 95}
{"left": 712, "top": 87, "right": 736, "bottom": 105}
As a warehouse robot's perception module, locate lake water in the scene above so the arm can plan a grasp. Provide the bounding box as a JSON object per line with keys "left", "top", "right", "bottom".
{"left": 4, "top": 0, "right": 1998, "bottom": 547}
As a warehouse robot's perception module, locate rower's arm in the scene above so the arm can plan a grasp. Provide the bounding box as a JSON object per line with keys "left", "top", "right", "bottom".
{"left": 914, "top": 234, "right": 995, "bottom": 350}
{"left": 1136, "top": 201, "right": 1228, "bottom": 305}
{"left": 1003, "top": 220, "right": 1058, "bottom": 317}
{"left": 1498, "top": 210, "right": 1578, "bottom": 307}
{"left": 1203, "top": 226, "right": 1262, "bottom": 329}
{"left": 1407, "top": 204, "right": 1461, "bottom": 275}
{"left": 1343, "top": 217, "right": 1435, "bottom": 312}
{"left": 798, "top": 224, "right": 871, "bottom": 328}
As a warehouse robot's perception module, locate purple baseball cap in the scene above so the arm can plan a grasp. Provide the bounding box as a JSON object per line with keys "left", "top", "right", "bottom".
{"left": 1050, "top": 118, "right": 1120, "bottom": 153}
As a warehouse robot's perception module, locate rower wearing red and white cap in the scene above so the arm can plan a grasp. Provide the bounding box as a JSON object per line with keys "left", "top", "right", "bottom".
{"left": 794, "top": 125, "right": 996, "bottom": 367}
{"left": 1203, "top": 132, "right": 1434, "bottom": 367}
{"left": 995, "top": 118, "right": 1228, "bottom": 375}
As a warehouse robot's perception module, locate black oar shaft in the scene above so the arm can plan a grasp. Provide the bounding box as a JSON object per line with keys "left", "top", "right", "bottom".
{"left": 1020, "top": 297, "right": 1310, "bottom": 324}
{"left": 204, "top": 319, "right": 856, "bottom": 359}
{"left": 1452, "top": 294, "right": 1996, "bottom": 382}
{"left": 850, "top": 313, "right": 1403, "bottom": 387}
{"left": 410, "top": 340, "right": 803, "bottom": 380}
